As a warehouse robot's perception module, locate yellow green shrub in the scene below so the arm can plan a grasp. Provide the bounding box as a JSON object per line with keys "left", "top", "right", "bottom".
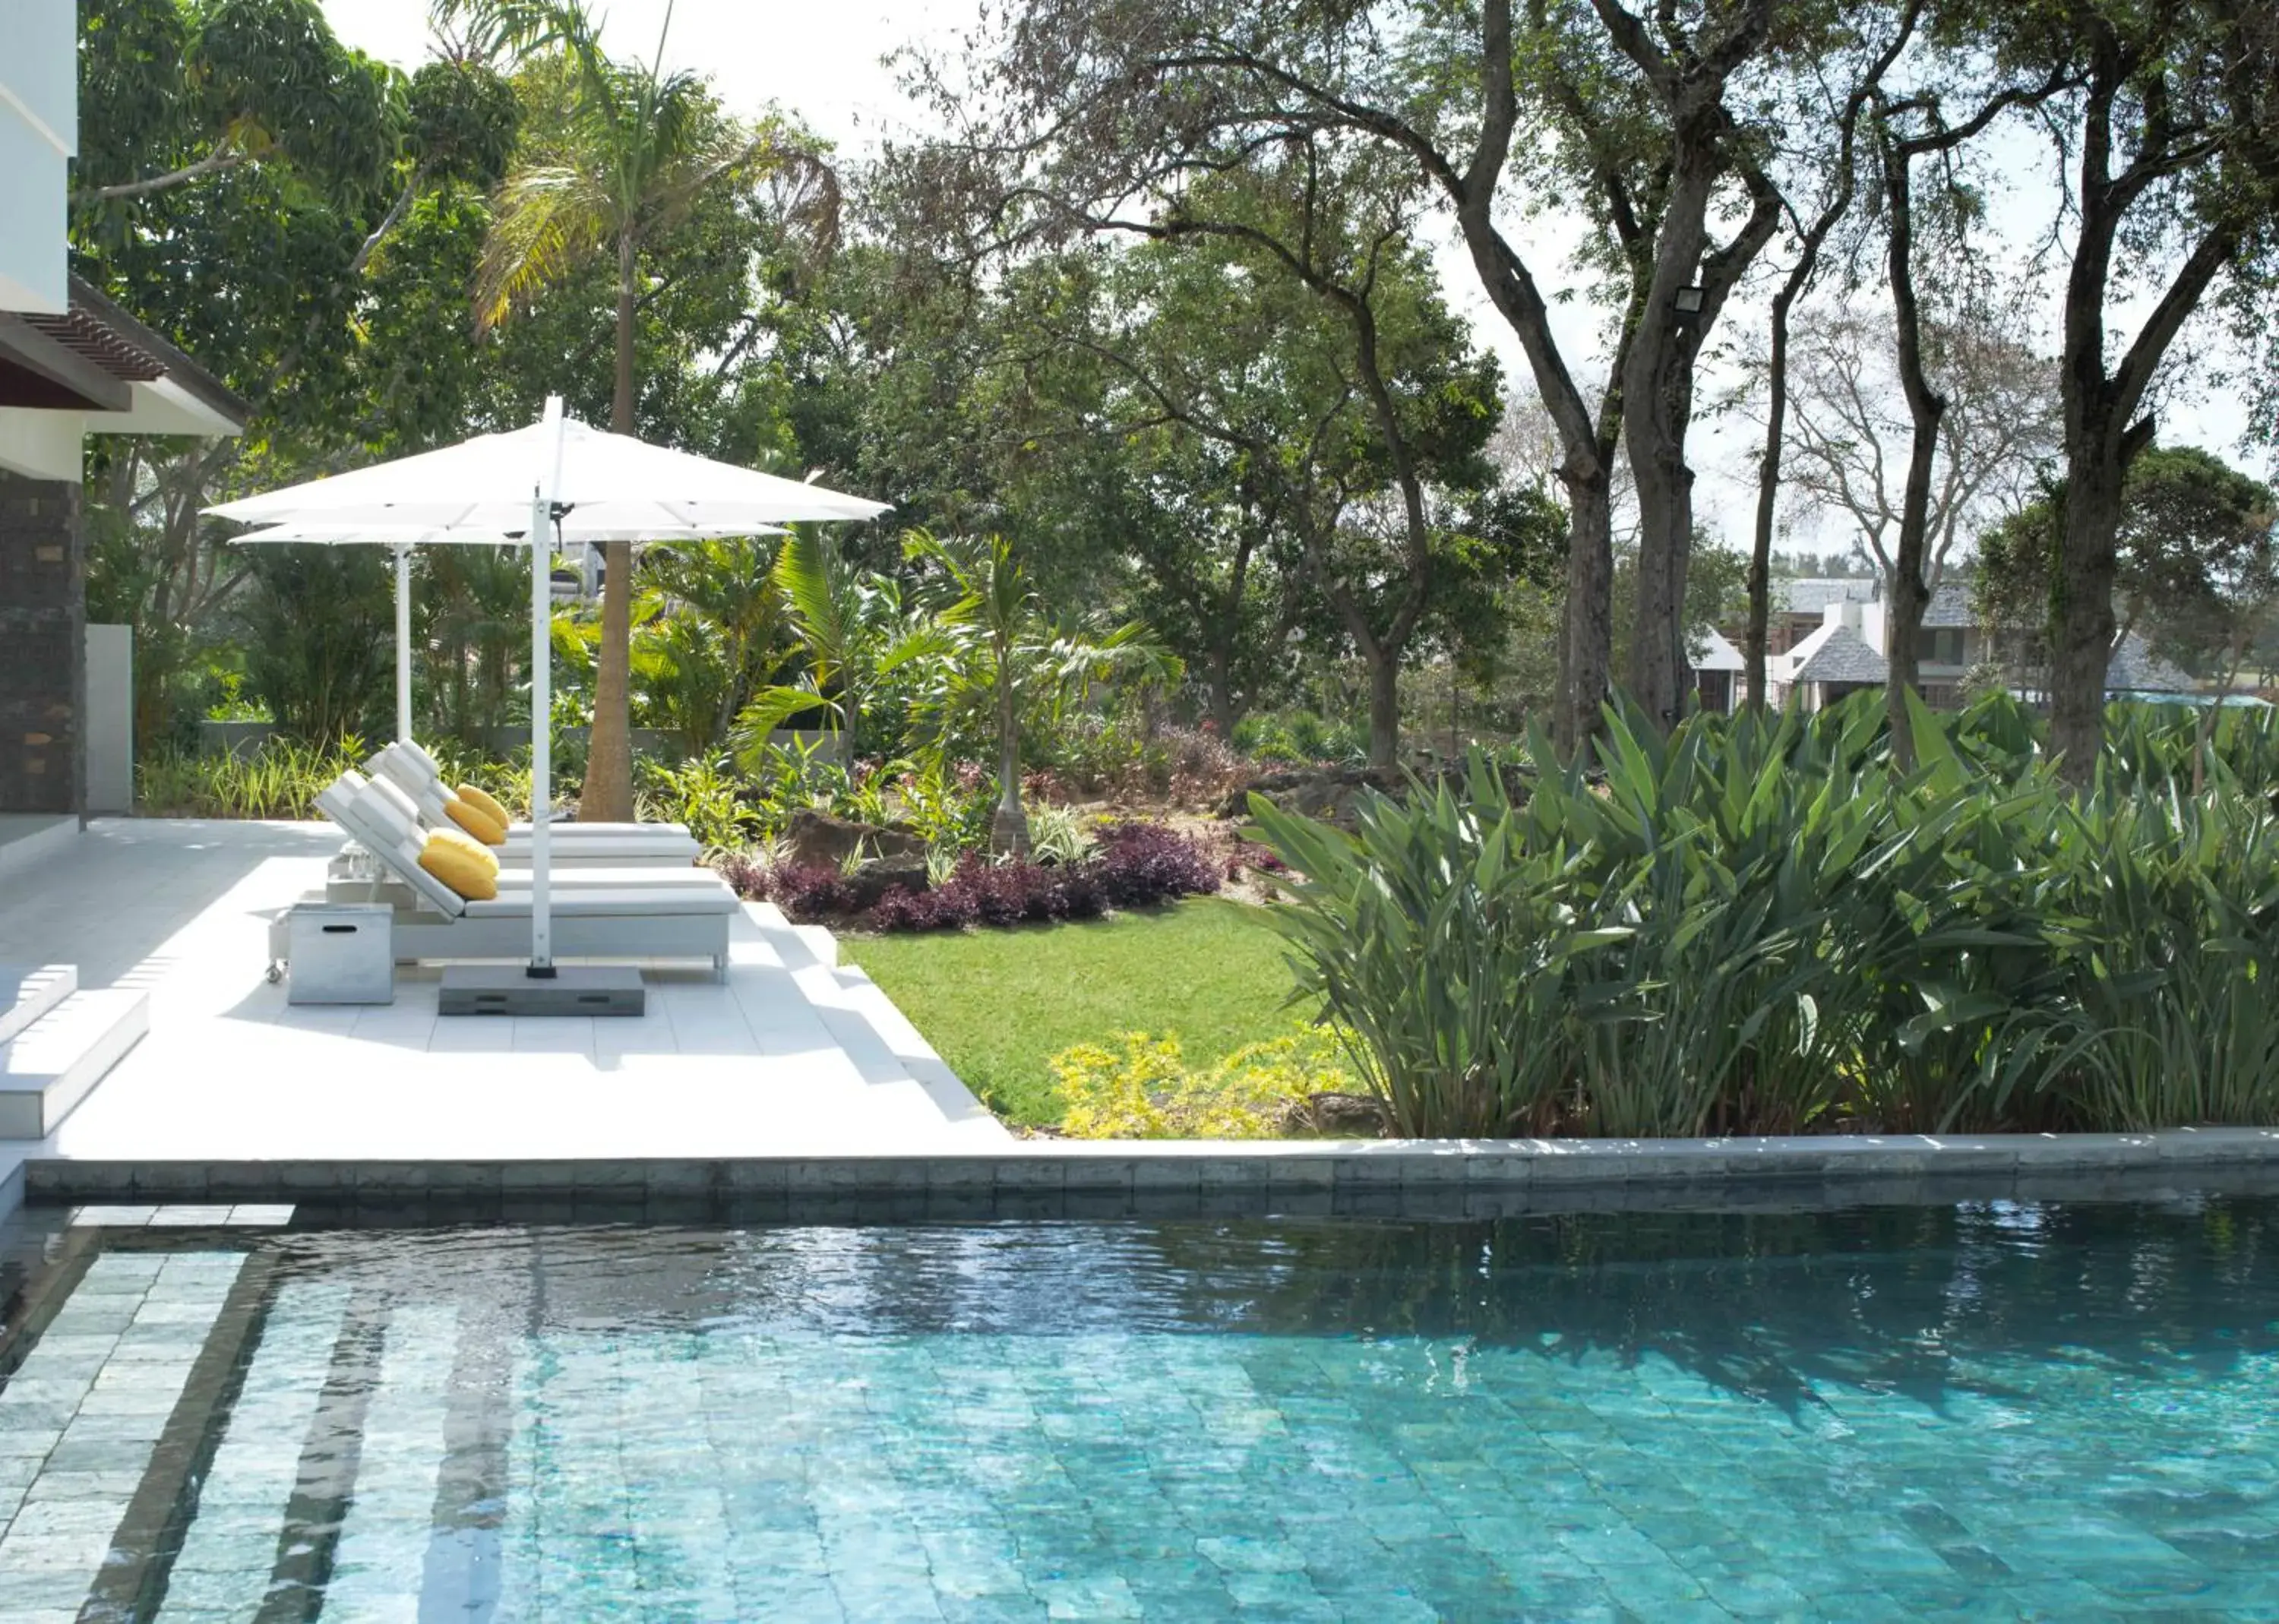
{"left": 1054, "top": 1028, "right": 1358, "bottom": 1139}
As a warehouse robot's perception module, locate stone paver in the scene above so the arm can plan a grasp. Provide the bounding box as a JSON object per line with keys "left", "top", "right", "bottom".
{"left": 156, "top": 1280, "right": 350, "bottom": 1622}
{"left": 320, "top": 1303, "right": 458, "bottom": 1620}
{"left": 0, "top": 1251, "right": 244, "bottom": 1613}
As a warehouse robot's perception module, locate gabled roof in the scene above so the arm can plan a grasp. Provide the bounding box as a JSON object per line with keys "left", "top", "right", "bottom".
{"left": 1778, "top": 618, "right": 1841, "bottom": 673}
{"left": 1776, "top": 577, "right": 1880, "bottom": 615}
{"left": 1920, "top": 580, "right": 1974, "bottom": 627}
{"left": 1687, "top": 627, "right": 1745, "bottom": 673}
{"left": 1792, "top": 623, "right": 1890, "bottom": 685}
{"left": 2107, "top": 633, "right": 2195, "bottom": 696}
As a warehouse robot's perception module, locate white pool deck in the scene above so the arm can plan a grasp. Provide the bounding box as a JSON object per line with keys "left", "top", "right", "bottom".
{"left": 0, "top": 820, "right": 1007, "bottom": 1187}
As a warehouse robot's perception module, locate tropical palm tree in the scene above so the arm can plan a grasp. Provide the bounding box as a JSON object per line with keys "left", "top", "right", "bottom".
{"left": 904, "top": 529, "right": 1182, "bottom": 855}
{"left": 447, "top": 0, "right": 837, "bottom": 820}
{"left": 729, "top": 528, "right": 946, "bottom": 766}
{"left": 633, "top": 534, "right": 794, "bottom": 753}
{"left": 421, "top": 545, "right": 530, "bottom": 745}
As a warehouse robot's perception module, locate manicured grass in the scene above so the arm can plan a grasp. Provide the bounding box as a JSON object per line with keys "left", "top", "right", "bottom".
{"left": 843, "top": 898, "right": 1304, "bottom": 1126}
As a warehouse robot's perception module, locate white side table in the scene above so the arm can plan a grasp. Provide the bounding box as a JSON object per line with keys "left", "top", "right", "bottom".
{"left": 285, "top": 903, "right": 395, "bottom": 1005}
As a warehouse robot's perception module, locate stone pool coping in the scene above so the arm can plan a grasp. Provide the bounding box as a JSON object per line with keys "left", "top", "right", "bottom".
{"left": 16, "top": 1126, "right": 2279, "bottom": 1212}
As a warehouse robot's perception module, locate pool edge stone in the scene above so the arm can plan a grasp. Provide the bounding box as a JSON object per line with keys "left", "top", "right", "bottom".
{"left": 17, "top": 1128, "right": 2279, "bottom": 1214}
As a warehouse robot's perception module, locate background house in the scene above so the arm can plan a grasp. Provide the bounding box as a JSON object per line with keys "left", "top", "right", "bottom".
{"left": 1764, "top": 577, "right": 1880, "bottom": 659}
{"left": 1756, "top": 577, "right": 2196, "bottom": 713}
{"left": 1689, "top": 628, "right": 1745, "bottom": 714}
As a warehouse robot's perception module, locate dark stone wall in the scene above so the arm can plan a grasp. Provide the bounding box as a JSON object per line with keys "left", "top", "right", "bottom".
{"left": 0, "top": 471, "right": 83, "bottom": 817}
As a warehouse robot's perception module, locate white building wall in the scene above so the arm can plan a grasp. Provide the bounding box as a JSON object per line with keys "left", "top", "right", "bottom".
{"left": 84, "top": 623, "right": 133, "bottom": 814}
{"left": 0, "top": 0, "right": 76, "bottom": 314}
{"left": 0, "top": 408, "right": 84, "bottom": 482}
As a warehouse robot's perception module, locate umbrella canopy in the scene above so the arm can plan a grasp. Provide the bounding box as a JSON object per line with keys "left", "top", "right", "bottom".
{"left": 207, "top": 399, "right": 889, "bottom": 984}
{"left": 208, "top": 416, "right": 889, "bottom": 530}
{"left": 229, "top": 518, "right": 787, "bottom": 745}
{"left": 230, "top": 520, "right": 785, "bottom": 544}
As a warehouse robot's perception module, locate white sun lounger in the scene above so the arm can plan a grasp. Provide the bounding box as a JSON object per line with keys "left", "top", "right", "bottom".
{"left": 349, "top": 759, "right": 699, "bottom": 868}
{"left": 367, "top": 740, "right": 702, "bottom": 864}
{"left": 271, "top": 779, "right": 738, "bottom": 980}
{"left": 332, "top": 776, "right": 725, "bottom": 893}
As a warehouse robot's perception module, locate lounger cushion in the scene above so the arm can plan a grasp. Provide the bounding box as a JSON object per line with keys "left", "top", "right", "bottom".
{"left": 419, "top": 832, "right": 499, "bottom": 900}
{"left": 496, "top": 836, "right": 700, "bottom": 864}
{"left": 462, "top": 886, "right": 740, "bottom": 918}
{"left": 492, "top": 865, "right": 726, "bottom": 889}
{"left": 443, "top": 795, "right": 507, "bottom": 847}
{"left": 498, "top": 827, "right": 699, "bottom": 847}
{"left": 428, "top": 826, "right": 500, "bottom": 877}
{"left": 457, "top": 783, "right": 512, "bottom": 829}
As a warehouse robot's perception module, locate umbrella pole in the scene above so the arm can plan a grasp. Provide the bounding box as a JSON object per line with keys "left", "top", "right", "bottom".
{"left": 528, "top": 497, "right": 552, "bottom": 975}
{"left": 441, "top": 400, "right": 645, "bottom": 1014}
{"left": 394, "top": 543, "right": 413, "bottom": 744}
{"left": 530, "top": 393, "right": 571, "bottom": 978}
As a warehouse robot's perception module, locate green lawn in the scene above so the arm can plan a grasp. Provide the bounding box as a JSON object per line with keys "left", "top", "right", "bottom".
{"left": 844, "top": 899, "right": 1304, "bottom": 1126}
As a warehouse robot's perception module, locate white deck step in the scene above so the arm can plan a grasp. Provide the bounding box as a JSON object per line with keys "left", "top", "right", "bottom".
{"left": 741, "top": 902, "right": 823, "bottom": 969}
{"left": 0, "top": 964, "right": 77, "bottom": 1048}
{"left": 0, "top": 987, "right": 149, "bottom": 1139}
{"left": 786, "top": 958, "right": 1012, "bottom": 1144}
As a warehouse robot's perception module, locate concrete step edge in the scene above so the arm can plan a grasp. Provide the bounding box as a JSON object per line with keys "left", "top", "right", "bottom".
{"left": 0, "top": 987, "right": 150, "bottom": 1139}
{"left": 0, "top": 965, "right": 78, "bottom": 1049}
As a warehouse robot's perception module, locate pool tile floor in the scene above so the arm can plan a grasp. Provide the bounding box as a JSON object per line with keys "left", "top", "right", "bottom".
{"left": 0, "top": 1220, "right": 2274, "bottom": 1619}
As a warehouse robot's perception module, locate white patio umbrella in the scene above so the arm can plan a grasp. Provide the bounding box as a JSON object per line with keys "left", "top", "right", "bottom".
{"left": 207, "top": 397, "right": 890, "bottom": 993}
{"left": 232, "top": 517, "right": 782, "bottom": 747}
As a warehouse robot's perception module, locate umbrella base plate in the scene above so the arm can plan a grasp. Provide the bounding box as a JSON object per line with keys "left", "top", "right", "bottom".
{"left": 438, "top": 964, "right": 646, "bottom": 1017}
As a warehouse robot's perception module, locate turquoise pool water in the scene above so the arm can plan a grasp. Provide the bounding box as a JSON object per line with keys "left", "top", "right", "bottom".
{"left": 0, "top": 1201, "right": 2275, "bottom": 1619}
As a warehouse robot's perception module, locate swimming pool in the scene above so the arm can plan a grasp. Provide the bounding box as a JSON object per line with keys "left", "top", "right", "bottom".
{"left": 0, "top": 1199, "right": 2274, "bottom": 1620}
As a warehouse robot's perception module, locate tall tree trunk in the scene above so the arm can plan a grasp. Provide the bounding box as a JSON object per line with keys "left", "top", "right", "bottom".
{"left": 1881, "top": 121, "right": 1946, "bottom": 771}
{"left": 2050, "top": 451, "right": 2126, "bottom": 776}
{"left": 1204, "top": 647, "right": 1238, "bottom": 738}
{"left": 1445, "top": 0, "right": 1615, "bottom": 758}
{"left": 1750, "top": 3, "right": 1918, "bottom": 711}
{"left": 2044, "top": 24, "right": 2239, "bottom": 783}
{"left": 1745, "top": 314, "right": 1787, "bottom": 713}
{"left": 1748, "top": 263, "right": 1819, "bottom": 712}
{"left": 991, "top": 660, "right": 1029, "bottom": 856}
{"left": 1364, "top": 645, "right": 1399, "bottom": 769}
{"left": 1321, "top": 295, "right": 1433, "bottom": 773}
{"left": 1560, "top": 469, "right": 1615, "bottom": 745}
{"left": 579, "top": 229, "right": 640, "bottom": 822}
{"left": 1621, "top": 143, "right": 1721, "bottom": 731}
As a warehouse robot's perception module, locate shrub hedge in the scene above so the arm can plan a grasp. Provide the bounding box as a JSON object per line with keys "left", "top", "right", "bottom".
{"left": 719, "top": 819, "right": 1222, "bottom": 931}
{"left": 1253, "top": 694, "right": 2279, "bottom": 1140}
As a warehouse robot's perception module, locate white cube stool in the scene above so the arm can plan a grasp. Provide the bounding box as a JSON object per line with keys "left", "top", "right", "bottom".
{"left": 285, "top": 904, "right": 394, "bottom": 1005}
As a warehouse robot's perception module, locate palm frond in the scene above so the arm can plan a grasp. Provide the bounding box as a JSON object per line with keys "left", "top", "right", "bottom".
{"left": 773, "top": 530, "right": 854, "bottom": 673}
{"left": 472, "top": 165, "right": 613, "bottom": 330}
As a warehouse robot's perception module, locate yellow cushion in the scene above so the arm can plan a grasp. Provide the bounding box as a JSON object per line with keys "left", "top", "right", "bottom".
{"left": 419, "top": 830, "right": 499, "bottom": 900}
{"left": 457, "top": 783, "right": 511, "bottom": 830}
{"left": 442, "top": 795, "right": 506, "bottom": 847}
{"left": 428, "top": 824, "right": 500, "bottom": 877}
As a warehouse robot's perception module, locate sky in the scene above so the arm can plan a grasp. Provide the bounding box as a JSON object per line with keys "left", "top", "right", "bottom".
{"left": 321, "top": 0, "right": 974, "bottom": 151}
{"left": 321, "top": 0, "right": 2265, "bottom": 560}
